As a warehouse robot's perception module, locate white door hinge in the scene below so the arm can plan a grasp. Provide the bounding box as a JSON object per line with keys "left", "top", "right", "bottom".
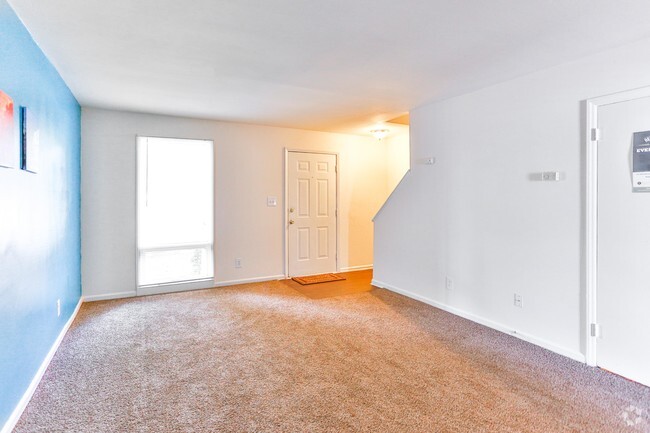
{"left": 591, "top": 128, "right": 600, "bottom": 142}
{"left": 590, "top": 323, "right": 601, "bottom": 338}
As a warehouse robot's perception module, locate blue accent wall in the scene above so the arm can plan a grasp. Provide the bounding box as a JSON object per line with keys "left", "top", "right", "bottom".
{"left": 0, "top": 0, "right": 81, "bottom": 428}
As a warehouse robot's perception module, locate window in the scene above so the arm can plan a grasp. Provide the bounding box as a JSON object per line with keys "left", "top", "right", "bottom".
{"left": 136, "top": 136, "right": 214, "bottom": 287}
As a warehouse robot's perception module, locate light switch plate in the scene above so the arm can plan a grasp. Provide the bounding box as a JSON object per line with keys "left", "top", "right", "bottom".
{"left": 542, "top": 171, "right": 561, "bottom": 181}
{"left": 267, "top": 196, "right": 277, "bottom": 207}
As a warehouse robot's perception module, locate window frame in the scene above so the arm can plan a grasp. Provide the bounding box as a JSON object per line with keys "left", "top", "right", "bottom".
{"left": 135, "top": 135, "right": 215, "bottom": 296}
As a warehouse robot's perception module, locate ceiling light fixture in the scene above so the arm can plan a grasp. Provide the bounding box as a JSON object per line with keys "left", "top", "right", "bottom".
{"left": 370, "top": 129, "right": 389, "bottom": 141}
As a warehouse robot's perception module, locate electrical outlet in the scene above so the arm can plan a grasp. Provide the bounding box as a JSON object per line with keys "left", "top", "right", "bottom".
{"left": 56, "top": 299, "right": 61, "bottom": 317}
{"left": 235, "top": 258, "right": 242, "bottom": 268}
{"left": 445, "top": 276, "right": 454, "bottom": 291}
{"left": 514, "top": 293, "right": 523, "bottom": 308}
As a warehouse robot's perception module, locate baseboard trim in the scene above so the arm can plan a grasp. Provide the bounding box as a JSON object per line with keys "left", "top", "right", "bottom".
{"left": 340, "top": 264, "right": 373, "bottom": 272}
{"left": 83, "top": 291, "right": 137, "bottom": 302}
{"left": 1, "top": 297, "right": 83, "bottom": 433}
{"left": 372, "top": 279, "right": 585, "bottom": 364}
{"left": 84, "top": 275, "right": 289, "bottom": 301}
{"left": 214, "top": 274, "right": 285, "bottom": 287}
{"left": 137, "top": 279, "right": 215, "bottom": 297}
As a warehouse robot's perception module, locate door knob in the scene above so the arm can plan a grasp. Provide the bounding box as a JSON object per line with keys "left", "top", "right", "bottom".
{"left": 289, "top": 219, "right": 295, "bottom": 225}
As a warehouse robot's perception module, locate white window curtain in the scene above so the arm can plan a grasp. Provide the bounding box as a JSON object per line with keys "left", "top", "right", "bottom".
{"left": 136, "top": 136, "right": 214, "bottom": 287}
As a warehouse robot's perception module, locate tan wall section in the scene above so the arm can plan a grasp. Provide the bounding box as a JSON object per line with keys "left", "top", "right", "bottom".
{"left": 385, "top": 125, "right": 410, "bottom": 192}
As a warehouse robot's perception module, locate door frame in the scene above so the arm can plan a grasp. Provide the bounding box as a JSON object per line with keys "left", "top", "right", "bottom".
{"left": 585, "top": 85, "right": 650, "bottom": 366}
{"left": 284, "top": 149, "right": 340, "bottom": 278}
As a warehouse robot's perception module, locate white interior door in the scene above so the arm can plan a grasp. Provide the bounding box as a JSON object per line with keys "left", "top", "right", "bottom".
{"left": 287, "top": 151, "right": 337, "bottom": 277}
{"left": 596, "top": 96, "right": 650, "bottom": 386}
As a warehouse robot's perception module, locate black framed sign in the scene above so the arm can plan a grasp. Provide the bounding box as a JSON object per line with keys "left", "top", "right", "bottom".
{"left": 632, "top": 130, "right": 650, "bottom": 192}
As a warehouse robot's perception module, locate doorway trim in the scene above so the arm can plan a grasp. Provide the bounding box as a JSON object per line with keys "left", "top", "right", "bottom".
{"left": 283, "top": 149, "right": 340, "bottom": 278}
{"left": 585, "top": 85, "right": 650, "bottom": 366}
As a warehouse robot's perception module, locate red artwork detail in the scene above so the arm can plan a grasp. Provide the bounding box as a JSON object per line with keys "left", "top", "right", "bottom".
{"left": 0, "top": 90, "right": 14, "bottom": 146}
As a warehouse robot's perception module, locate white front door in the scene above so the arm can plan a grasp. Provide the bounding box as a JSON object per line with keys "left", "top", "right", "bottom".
{"left": 596, "top": 95, "right": 650, "bottom": 386}
{"left": 287, "top": 151, "right": 337, "bottom": 277}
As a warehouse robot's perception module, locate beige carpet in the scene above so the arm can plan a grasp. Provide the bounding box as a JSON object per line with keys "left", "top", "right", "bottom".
{"left": 14, "top": 280, "right": 650, "bottom": 433}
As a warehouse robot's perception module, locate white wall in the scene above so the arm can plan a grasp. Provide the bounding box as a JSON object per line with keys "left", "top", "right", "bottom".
{"left": 373, "top": 36, "right": 650, "bottom": 362}
{"left": 82, "top": 108, "right": 394, "bottom": 300}
{"left": 385, "top": 125, "right": 410, "bottom": 191}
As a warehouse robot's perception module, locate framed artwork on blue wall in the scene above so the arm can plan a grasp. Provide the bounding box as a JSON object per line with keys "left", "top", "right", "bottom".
{"left": 20, "top": 106, "right": 39, "bottom": 173}
{"left": 0, "top": 90, "right": 16, "bottom": 168}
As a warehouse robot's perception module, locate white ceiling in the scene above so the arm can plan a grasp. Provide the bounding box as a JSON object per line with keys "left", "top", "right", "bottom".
{"left": 8, "top": 0, "right": 650, "bottom": 134}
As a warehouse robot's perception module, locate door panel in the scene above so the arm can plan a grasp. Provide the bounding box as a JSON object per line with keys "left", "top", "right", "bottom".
{"left": 298, "top": 228, "right": 310, "bottom": 260}
{"left": 318, "top": 180, "right": 329, "bottom": 216}
{"left": 318, "top": 227, "right": 329, "bottom": 258}
{"left": 597, "top": 96, "right": 650, "bottom": 386}
{"left": 298, "top": 179, "right": 309, "bottom": 216}
{"left": 288, "top": 152, "right": 337, "bottom": 276}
